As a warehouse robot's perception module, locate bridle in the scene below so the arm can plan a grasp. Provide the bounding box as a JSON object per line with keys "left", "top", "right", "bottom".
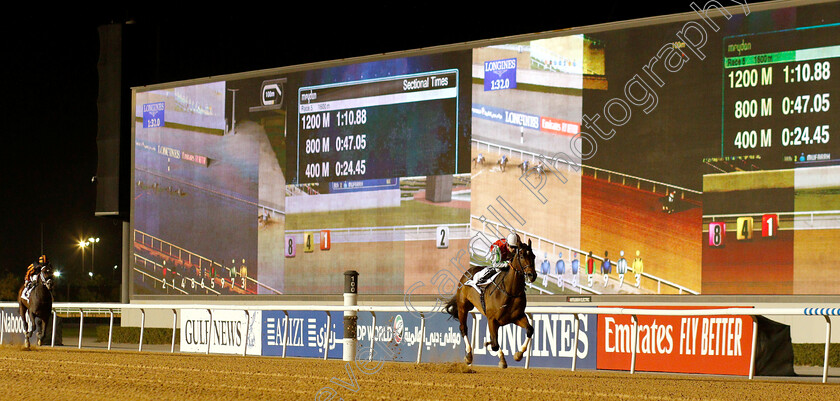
{"left": 39, "top": 268, "right": 54, "bottom": 291}
{"left": 489, "top": 246, "right": 535, "bottom": 299}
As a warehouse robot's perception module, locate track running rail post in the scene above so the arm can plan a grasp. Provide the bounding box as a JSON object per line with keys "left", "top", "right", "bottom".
{"left": 416, "top": 313, "right": 425, "bottom": 364}
{"left": 748, "top": 315, "right": 758, "bottom": 380}
{"left": 369, "top": 312, "right": 376, "bottom": 362}
{"left": 206, "top": 309, "right": 213, "bottom": 355}
{"left": 323, "top": 311, "right": 331, "bottom": 360}
{"left": 171, "top": 309, "right": 177, "bottom": 353}
{"left": 282, "top": 310, "right": 289, "bottom": 358}
{"left": 108, "top": 309, "right": 114, "bottom": 350}
{"left": 824, "top": 316, "right": 831, "bottom": 384}
{"left": 50, "top": 310, "right": 56, "bottom": 347}
{"left": 571, "top": 313, "right": 580, "bottom": 371}
{"left": 139, "top": 309, "right": 146, "bottom": 352}
{"left": 78, "top": 308, "right": 84, "bottom": 349}
{"left": 244, "top": 310, "right": 250, "bottom": 357}
{"left": 630, "top": 315, "right": 638, "bottom": 374}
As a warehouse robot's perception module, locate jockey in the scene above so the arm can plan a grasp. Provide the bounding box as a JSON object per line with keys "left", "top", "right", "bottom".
{"left": 23, "top": 255, "right": 50, "bottom": 297}
{"left": 490, "top": 232, "right": 519, "bottom": 268}
{"left": 472, "top": 232, "right": 520, "bottom": 287}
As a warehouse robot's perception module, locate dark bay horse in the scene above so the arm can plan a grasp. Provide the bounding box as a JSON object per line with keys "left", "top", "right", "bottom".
{"left": 18, "top": 265, "right": 54, "bottom": 348}
{"left": 445, "top": 239, "right": 537, "bottom": 368}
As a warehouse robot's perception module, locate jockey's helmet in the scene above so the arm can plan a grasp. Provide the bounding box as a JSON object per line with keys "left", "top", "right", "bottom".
{"left": 506, "top": 232, "right": 520, "bottom": 247}
{"left": 39, "top": 255, "right": 49, "bottom": 264}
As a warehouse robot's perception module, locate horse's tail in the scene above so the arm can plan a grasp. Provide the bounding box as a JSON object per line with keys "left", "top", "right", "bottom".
{"left": 443, "top": 296, "right": 459, "bottom": 320}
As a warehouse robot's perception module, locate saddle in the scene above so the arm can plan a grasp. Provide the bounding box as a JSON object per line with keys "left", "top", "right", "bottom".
{"left": 464, "top": 265, "right": 508, "bottom": 314}
{"left": 21, "top": 282, "right": 36, "bottom": 302}
{"left": 464, "top": 266, "right": 501, "bottom": 292}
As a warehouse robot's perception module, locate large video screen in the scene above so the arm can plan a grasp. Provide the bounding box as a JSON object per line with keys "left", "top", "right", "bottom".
{"left": 132, "top": 0, "right": 840, "bottom": 297}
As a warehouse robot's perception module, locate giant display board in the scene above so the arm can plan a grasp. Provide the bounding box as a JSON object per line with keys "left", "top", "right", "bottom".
{"left": 132, "top": 0, "right": 840, "bottom": 298}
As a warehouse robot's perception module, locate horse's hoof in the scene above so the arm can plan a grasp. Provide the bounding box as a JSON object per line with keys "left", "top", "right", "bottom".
{"left": 465, "top": 354, "right": 473, "bottom": 365}
{"left": 514, "top": 351, "right": 523, "bottom": 362}
{"left": 499, "top": 360, "right": 508, "bottom": 369}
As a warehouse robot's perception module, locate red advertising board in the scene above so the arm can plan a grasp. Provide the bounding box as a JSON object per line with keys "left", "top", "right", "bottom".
{"left": 597, "top": 307, "right": 754, "bottom": 375}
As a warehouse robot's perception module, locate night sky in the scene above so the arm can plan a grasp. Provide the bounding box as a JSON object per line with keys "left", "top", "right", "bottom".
{"left": 0, "top": 4, "right": 769, "bottom": 286}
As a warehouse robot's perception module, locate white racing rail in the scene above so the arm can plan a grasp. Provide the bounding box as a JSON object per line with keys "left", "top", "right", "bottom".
{"left": 471, "top": 138, "right": 702, "bottom": 198}
{"left": 471, "top": 215, "right": 699, "bottom": 295}
{"left": 1, "top": 302, "right": 838, "bottom": 382}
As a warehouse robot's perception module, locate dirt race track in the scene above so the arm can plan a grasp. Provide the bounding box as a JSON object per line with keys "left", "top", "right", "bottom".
{"left": 1, "top": 346, "right": 838, "bottom": 401}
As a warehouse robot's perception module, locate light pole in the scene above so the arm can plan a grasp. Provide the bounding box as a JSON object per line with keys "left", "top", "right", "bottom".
{"left": 77, "top": 240, "right": 89, "bottom": 302}
{"left": 228, "top": 88, "right": 239, "bottom": 135}
{"left": 88, "top": 237, "right": 100, "bottom": 276}
{"left": 79, "top": 240, "right": 88, "bottom": 271}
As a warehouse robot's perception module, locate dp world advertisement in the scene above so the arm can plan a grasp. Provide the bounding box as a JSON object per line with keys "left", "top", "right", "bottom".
{"left": 132, "top": 3, "right": 840, "bottom": 302}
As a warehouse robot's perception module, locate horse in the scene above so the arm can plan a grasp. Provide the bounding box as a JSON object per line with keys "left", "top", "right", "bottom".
{"left": 498, "top": 156, "right": 508, "bottom": 172}
{"left": 444, "top": 239, "right": 537, "bottom": 368}
{"left": 18, "top": 265, "right": 54, "bottom": 348}
{"left": 473, "top": 153, "right": 485, "bottom": 167}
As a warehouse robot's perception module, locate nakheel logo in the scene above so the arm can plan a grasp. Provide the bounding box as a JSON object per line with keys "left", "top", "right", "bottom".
{"left": 393, "top": 314, "right": 404, "bottom": 344}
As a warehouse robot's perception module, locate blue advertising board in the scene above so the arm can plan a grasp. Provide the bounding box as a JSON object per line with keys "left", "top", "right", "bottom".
{"left": 355, "top": 310, "right": 597, "bottom": 369}
{"left": 355, "top": 311, "right": 464, "bottom": 363}
{"left": 261, "top": 310, "right": 343, "bottom": 358}
{"left": 468, "top": 312, "right": 598, "bottom": 369}
{"left": 484, "top": 58, "right": 517, "bottom": 91}
{"left": 142, "top": 102, "right": 165, "bottom": 128}
{"left": 472, "top": 103, "right": 540, "bottom": 130}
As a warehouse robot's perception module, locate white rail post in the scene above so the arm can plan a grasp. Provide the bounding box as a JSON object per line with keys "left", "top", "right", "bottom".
{"left": 243, "top": 310, "right": 250, "bottom": 357}
{"left": 416, "top": 313, "right": 425, "bottom": 364}
{"left": 78, "top": 309, "right": 84, "bottom": 349}
{"left": 571, "top": 313, "right": 580, "bottom": 371}
{"left": 823, "top": 315, "right": 831, "bottom": 384}
{"left": 206, "top": 309, "right": 213, "bottom": 355}
{"left": 324, "top": 311, "right": 331, "bottom": 360}
{"left": 139, "top": 309, "right": 146, "bottom": 352}
{"left": 748, "top": 315, "right": 758, "bottom": 379}
{"left": 282, "top": 310, "right": 289, "bottom": 358}
{"left": 108, "top": 309, "right": 114, "bottom": 350}
{"left": 630, "top": 314, "right": 638, "bottom": 374}
{"left": 50, "top": 310, "right": 56, "bottom": 347}
{"left": 171, "top": 309, "right": 178, "bottom": 353}
{"left": 369, "top": 312, "right": 377, "bottom": 361}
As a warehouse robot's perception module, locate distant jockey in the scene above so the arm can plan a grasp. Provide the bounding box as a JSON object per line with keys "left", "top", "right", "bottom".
{"left": 633, "top": 250, "right": 644, "bottom": 288}
{"left": 617, "top": 250, "right": 628, "bottom": 288}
